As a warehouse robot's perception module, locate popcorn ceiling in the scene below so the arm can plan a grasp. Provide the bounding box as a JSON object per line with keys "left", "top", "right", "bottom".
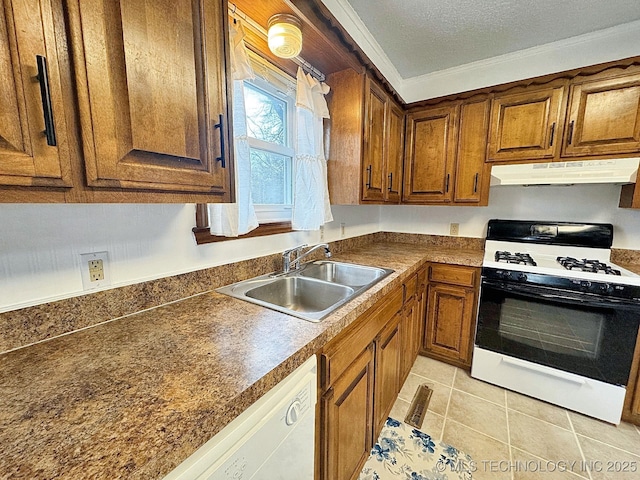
{"left": 344, "top": 0, "right": 640, "bottom": 78}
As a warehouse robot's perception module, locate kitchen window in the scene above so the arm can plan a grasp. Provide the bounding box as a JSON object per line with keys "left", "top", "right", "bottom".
{"left": 193, "top": 54, "right": 298, "bottom": 244}
{"left": 243, "top": 76, "right": 295, "bottom": 223}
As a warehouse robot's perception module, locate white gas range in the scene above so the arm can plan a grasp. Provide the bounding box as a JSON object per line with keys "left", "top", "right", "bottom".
{"left": 472, "top": 220, "right": 640, "bottom": 424}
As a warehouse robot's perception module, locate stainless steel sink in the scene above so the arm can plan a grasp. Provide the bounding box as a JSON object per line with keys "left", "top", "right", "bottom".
{"left": 298, "top": 261, "right": 389, "bottom": 287}
{"left": 216, "top": 261, "right": 394, "bottom": 322}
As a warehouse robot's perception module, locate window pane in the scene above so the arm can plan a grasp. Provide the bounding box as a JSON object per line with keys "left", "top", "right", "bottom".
{"left": 244, "top": 83, "right": 286, "bottom": 146}
{"left": 250, "top": 149, "right": 292, "bottom": 205}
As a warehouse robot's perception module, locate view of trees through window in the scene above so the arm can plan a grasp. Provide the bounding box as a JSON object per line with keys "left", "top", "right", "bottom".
{"left": 243, "top": 82, "right": 293, "bottom": 205}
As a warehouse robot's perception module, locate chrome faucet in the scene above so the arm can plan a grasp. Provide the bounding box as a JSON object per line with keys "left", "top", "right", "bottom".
{"left": 281, "top": 243, "right": 332, "bottom": 274}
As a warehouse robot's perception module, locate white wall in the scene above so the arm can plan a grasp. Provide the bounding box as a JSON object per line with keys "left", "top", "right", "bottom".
{"left": 381, "top": 184, "right": 640, "bottom": 249}
{"left": 0, "top": 204, "right": 380, "bottom": 312}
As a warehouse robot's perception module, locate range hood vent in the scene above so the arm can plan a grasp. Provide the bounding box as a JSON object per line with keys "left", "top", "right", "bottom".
{"left": 490, "top": 158, "right": 640, "bottom": 186}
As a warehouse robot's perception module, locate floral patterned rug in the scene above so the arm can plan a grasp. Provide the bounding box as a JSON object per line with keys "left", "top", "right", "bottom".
{"left": 359, "top": 418, "right": 474, "bottom": 480}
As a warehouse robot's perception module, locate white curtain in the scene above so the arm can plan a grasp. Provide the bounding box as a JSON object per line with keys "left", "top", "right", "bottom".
{"left": 208, "top": 21, "right": 259, "bottom": 237}
{"left": 292, "top": 68, "right": 333, "bottom": 230}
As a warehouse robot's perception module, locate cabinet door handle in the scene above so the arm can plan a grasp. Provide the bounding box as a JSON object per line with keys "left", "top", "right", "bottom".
{"left": 567, "top": 120, "right": 574, "bottom": 146}
{"left": 473, "top": 172, "right": 479, "bottom": 193}
{"left": 35, "top": 55, "right": 56, "bottom": 146}
{"left": 387, "top": 172, "right": 393, "bottom": 192}
{"left": 366, "top": 165, "right": 372, "bottom": 188}
{"left": 214, "top": 114, "right": 226, "bottom": 168}
{"left": 445, "top": 173, "right": 450, "bottom": 193}
{"left": 549, "top": 122, "right": 556, "bottom": 147}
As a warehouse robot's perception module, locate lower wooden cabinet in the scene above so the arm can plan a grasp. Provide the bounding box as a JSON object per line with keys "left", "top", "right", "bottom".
{"left": 622, "top": 330, "right": 640, "bottom": 425}
{"left": 320, "top": 345, "right": 375, "bottom": 480}
{"left": 422, "top": 263, "right": 480, "bottom": 368}
{"left": 318, "top": 280, "right": 418, "bottom": 480}
{"left": 373, "top": 312, "right": 402, "bottom": 432}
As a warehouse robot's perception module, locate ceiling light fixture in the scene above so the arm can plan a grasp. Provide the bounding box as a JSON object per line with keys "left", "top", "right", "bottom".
{"left": 267, "top": 14, "right": 302, "bottom": 59}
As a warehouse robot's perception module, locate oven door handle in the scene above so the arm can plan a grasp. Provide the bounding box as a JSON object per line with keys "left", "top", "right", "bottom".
{"left": 501, "top": 356, "right": 586, "bottom": 385}
{"left": 482, "top": 279, "right": 639, "bottom": 308}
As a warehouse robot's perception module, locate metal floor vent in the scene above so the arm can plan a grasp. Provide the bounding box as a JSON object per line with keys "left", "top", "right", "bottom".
{"left": 404, "top": 384, "right": 432, "bottom": 429}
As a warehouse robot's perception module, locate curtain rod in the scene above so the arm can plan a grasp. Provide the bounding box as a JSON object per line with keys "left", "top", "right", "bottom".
{"left": 228, "top": 2, "right": 326, "bottom": 82}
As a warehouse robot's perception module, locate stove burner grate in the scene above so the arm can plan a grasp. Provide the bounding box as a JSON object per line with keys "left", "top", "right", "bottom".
{"left": 556, "top": 256, "right": 621, "bottom": 275}
{"left": 495, "top": 251, "right": 537, "bottom": 266}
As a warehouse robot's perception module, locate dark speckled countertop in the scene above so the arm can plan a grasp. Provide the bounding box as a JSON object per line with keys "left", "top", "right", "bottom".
{"left": 0, "top": 242, "right": 482, "bottom": 479}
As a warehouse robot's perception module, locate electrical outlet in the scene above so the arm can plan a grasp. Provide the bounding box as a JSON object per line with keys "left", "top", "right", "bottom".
{"left": 319, "top": 225, "right": 325, "bottom": 241}
{"left": 88, "top": 259, "right": 104, "bottom": 282}
{"left": 450, "top": 223, "right": 460, "bottom": 236}
{"left": 340, "top": 222, "right": 346, "bottom": 238}
{"left": 80, "top": 252, "right": 111, "bottom": 290}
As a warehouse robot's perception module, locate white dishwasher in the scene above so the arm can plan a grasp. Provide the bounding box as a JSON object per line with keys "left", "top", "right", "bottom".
{"left": 164, "top": 355, "right": 317, "bottom": 480}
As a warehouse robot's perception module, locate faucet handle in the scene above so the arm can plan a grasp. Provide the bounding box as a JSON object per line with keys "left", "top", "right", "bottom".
{"left": 283, "top": 244, "right": 307, "bottom": 256}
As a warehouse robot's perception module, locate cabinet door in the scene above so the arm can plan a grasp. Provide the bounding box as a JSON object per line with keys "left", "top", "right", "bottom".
{"left": 488, "top": 85, "right": 565, "bottom": 162}
{"left": 400, "top": 296, "right": 420, "bottom": 381}
{"left": 403, "top": 104, "right": 458, "bottom": 203}
{"left": 384, "top": 101, "right": 404, "bottom": 203}
{"left": 0, "top": 0, "right": 71, "bottom": 188}
{"left": 362, "top": 77, "right": 386, "bottom": 202}
{"left": 563, "top": 73, "right": 640, "bottom": 157}
{"left": 454, "top": 98, "right": 490, "bottom": 204}
{"left": 425, "top": 283, "right": 475, "bottom": 365}
{"left": 321, "top": 345, "right": 375, "bottom": 480}
{"left": 69, "top": 0, "right": 231, "bottom": 196}
{"left": 374, "top": 312, "right": 401, "bottom": 432}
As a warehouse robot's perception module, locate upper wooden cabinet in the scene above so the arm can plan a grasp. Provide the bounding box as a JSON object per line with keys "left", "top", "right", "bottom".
{"left": 403, "top": 104, "right": 458, "bottom": 204}
{"left": 1, "top": 0, "right": 233, "bottom": 203}
{"left": 362, "top": 78, "right": 386, "bottom": 202}
{"left": 404, "top": 97, "right": 491, "bottom": 205}
{"left": 0, "top": 0, "right": 72, "bottom": 192}
{"left": 563, "top": 72, "right": 640, "bottom": 157}
{"left": 67, "top": 0, "right": 232, "bottom": 197}
{"left": 327, "top": 69, "right": 404, "bottom": 205}
{"left": 487, "top": 83, "right": 566, "bottom": 162}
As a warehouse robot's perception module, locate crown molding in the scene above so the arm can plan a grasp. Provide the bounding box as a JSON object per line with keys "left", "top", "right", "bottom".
{"left": 319, "top": 0, "right": 403, "bottom": 88}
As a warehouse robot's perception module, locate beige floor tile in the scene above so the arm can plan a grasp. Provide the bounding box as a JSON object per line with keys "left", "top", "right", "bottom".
{"left": 389, "top": 397, "right": 410, "bottom": 423}
{"left": 447, "top": 389, "right": 509, "bottom": 442}
{"left": 507, "top": 391, "right": 571, "bottom": 430}
{"left": 410, "top": 355, "right": 458, "bottom": 386}
{"left": 509, "top": 410, "right": 583, "bottom": 464}
{"left": 454, "top": 369, "right": 506, "bottom": 406}
{"left": 578, "top": 435, "right": 640, "bottom": 480}
{"left": 512, "top": 447, "right": 589, "bottom": 479}
{"left": 389, "top": 396, "right": 444, "bottom": 437}
{"left": 569, "top": 412, "right": 640, "bottom": 455}
{"left": 398, "top": 373, "right": 451, "bottom": 417}
{"left": 442, "top": 419, "right": 511, "bottom": 480}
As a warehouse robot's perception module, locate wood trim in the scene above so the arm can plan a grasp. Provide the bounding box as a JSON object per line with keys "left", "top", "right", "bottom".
{"left": 192, "top": 203, "right": 292, "bottom": 244}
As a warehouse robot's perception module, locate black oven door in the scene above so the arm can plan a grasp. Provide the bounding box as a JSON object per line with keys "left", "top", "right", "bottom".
{"left": 476, "top": 278, "right": 640, "bottom": 386}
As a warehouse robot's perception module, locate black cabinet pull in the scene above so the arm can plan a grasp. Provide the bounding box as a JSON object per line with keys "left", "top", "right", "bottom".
{"left": 549, "top": 122, "right": 556, "bottom": 147}
{"left": 387, "top": 172, "right": 393, "bottom": 192}
{"left": 473, "top": 172, "right": 479, "bottom": 193}
{"left": 445, "top": 173, "right": 450, "bottom": 193}
{"left": 366, "top": 165, "right": 372, "bottom": 188}
{"left": 567, "top": 120, "right": 574, "bottom": 145}
{"left": 35, "top": 55, "right": 56, "bottom": 146}
{"left": 214, "top": 114, "right": 226, "bottom": 168}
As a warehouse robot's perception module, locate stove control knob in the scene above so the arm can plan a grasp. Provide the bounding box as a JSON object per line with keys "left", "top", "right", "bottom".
{"left": 517, "top": 273, "right": 528, "bottom": 282}
{"left": 580, "top": 281, "right": 592, "bottom": 289}
{"left": 598, "top": 283, "right": 613, "bottom": 294}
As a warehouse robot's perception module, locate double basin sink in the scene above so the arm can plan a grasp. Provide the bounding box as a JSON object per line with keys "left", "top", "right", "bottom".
{"left": 216, "top": 261, "right": 394, "bottom": 322}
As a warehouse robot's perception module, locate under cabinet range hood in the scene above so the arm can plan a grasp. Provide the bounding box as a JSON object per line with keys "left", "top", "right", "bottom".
{"left": 490, "top": 158, "right": 640, "bottom": 186}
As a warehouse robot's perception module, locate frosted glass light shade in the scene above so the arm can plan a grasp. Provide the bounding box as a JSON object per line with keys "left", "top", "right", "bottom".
{"left": 268, "top": 14, "right": 302, "bottom": 59}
